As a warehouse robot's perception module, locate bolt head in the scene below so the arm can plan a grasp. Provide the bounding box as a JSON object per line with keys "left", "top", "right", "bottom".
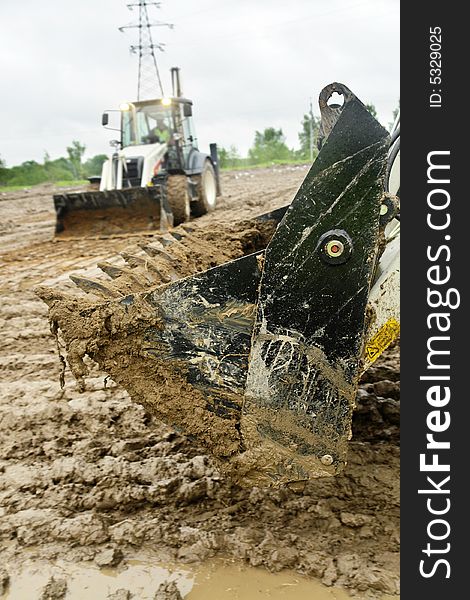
{"left": 324, "top": 240, "right": 344, "bottom": 257}
{"left": 380, "top": 203, "right": 389, "bottom": 216}
{"left": 317, "top": 229, "right": 352, "bottom": 265}
{"left": 320, "top": 454, "right": 334, "bottom": 466}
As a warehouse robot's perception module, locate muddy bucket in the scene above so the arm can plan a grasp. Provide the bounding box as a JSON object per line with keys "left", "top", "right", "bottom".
{"left": 53, "top": 185, "right": 173, "bottom": 238}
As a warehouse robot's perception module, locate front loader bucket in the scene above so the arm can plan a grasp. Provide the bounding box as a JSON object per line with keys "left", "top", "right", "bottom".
{"left": 54, "top": 185, "right": 174, "bottom": 237}
{"left": 39, "top": 84, "right": 399, "bottom": 486}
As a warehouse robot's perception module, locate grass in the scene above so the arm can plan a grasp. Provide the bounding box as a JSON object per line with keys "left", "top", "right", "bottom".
{"left": 0, "top": 180, "right": 88, "bottom": 193}
{"left": 0, "top": 184, "right": 29, "bottom": 193}
{"left": 220, "top": 157, "right": 313, "bottom": 172}
{"left": 55, "top": 180, "right": 88, "bottom": 187}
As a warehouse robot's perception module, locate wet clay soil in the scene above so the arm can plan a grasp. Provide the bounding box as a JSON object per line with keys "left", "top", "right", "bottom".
{"left": 0, "top": 167, "right": 399, "bottom": 598}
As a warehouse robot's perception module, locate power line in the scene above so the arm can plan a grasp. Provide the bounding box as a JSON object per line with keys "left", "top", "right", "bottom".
{"left": 119, "top": 1, "right": 173, "bottom": 100}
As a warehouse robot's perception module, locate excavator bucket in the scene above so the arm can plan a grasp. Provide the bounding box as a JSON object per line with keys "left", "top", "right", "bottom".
{"left": 38, "top": 84, "right": 400, "bottom": 486}
{"left": 54, "top": 183, "right": 174, "bottom": 238}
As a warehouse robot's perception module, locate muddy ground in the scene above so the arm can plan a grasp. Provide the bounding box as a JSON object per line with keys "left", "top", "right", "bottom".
{"left": 0, "top": 167, "right": 399, "bottom": 598}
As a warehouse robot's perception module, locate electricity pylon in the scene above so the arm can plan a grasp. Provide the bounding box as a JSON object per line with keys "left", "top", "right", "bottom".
{"left": 119, "top": 1, "right": 174, "bottom": 100}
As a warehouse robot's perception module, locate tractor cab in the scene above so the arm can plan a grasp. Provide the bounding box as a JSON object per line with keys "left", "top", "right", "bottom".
{"left": 116, "top": 98, "right": 198, "bottom": 164}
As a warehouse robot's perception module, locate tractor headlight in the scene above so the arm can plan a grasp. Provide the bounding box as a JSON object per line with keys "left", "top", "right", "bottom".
{"left": 119, "top": 102, "right": 131, "bottom": 111}
{"left": 161, "top": 98, "right": 172, "bottom": 106}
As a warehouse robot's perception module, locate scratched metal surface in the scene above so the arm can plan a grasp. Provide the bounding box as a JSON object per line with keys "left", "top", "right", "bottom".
{"left": 242, "top": 91, "right": 390, "bottom": 483}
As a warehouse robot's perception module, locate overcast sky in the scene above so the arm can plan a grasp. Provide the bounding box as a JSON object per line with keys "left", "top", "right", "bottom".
{"left": 0, "top": 0, "right": 399, "bottom": 166}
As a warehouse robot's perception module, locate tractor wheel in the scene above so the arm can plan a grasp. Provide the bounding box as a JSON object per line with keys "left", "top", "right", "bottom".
{"left": 167, "top": 175, "right": 190, "bottom": 226}
{"left": 192, "top": 160, "right": 217, "bottom": 217}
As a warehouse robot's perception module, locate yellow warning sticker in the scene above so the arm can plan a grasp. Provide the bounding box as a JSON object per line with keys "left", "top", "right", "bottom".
{"left": 365, "top": 318, "right": 400, "bottom": 364}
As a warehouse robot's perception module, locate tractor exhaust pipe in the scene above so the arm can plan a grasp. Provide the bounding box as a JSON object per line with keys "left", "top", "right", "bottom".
{"left": 171, "top": 67, "right": 182, "bottom": 98}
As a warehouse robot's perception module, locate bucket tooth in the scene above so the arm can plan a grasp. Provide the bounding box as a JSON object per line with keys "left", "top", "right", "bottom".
{"left": 154, "top": 248, "right": 179, "bottom": 264}
{"left": 35, "top": 285, "right": 78, "bottom": 307}
{"left": 140, "top": 244, "right": 179, "bottom": 264}
{"left": 138, "top": 242, "right": 162, "bottom": 256}
{"left": 120, "top": 252, "right": 147, "bottom": 269}
{"left": 121, "top": 250, "right": 178, "bottom": 285}
{"left": 102, "top": 265, "right": 157, "bottom": 292}
{"left": 69, "top": 275, "right": 120, "bottom": 299}
{"left": 132, "top": 257, "right": 173, "bottom": 283}
{"left": 120, "top": 252, "right": 168, "bottom": 278}
{"left": 134, "top": 246, "right": 181, "bottom": 282}
{"left": 145, "top": 266, "right": 172, "bottom": 283}
{"left": 152, "top": 234, "right": 177, "bottom": 248}
{"left": 97, "top": 261, "right": 131, "bottom": 280}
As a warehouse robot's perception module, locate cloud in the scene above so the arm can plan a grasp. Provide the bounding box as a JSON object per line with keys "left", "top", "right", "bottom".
{"left": 0, "top": 0, "right": 399, "bottom": 165}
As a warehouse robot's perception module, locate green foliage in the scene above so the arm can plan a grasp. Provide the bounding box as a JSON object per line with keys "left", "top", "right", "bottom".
{"left": 298, "top": 113, "right": 320, "bottom": 160}
{"left": 3, "top": 160, "right": 50, "bottom": 186}
{"left": 0, "top": 156, "right": 75, "bottom": 187}
{"left": 66, "top": 140, "right": 86, "bottom": 179}
{"left": 248, "top": 128, "right": 293, "bottom": 164}
{"left": 44, "top": 157, "right": 76, "bottom": 183}
{"left": 0, "top": 155, "right": 8, "bottom": 184}
{"left": 365, "top": 103, "right": 378, "bottom": 118}
{"left": 83, "top": 154, "right": 108, "bottom": 176}
{"left": 0, "top": 142, "right": 108, "bottom": 187}
{"left": 218, "top": 145, "right": 241, "bottom": 169}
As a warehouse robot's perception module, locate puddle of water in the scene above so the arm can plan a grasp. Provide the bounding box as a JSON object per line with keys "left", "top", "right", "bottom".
{"left": 3, "top": 561, "right": 193, "bottom": 600}
{"left": 188, "top": 562, "right": 352, "bottom": 599}
{"left": 2, "top": 557, "right": 399, "bottom": 600}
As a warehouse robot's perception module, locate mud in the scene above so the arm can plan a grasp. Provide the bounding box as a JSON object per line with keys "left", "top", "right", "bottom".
{"left": 36, "top": 210, "right": 281, "bottom": 460}
{"left": 0, "top": 166, "right": 399, "bottom": 598}
{"left": 39, "top": 287, "right": 243, "bottom": 458}
{"left": 0, "top": 557, "right": 399, "bottom": 600}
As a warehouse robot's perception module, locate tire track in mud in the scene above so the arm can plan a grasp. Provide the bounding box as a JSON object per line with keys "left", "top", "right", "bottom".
{"left": 0, "top": 166, "right": 400, "bottom": 598}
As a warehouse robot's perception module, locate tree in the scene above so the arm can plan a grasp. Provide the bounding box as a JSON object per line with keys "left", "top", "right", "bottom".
{"left": 83, "top": 154, "right": 108, "bottom": 177}
{"left": 7, "top": 160, "right": 49, "bottom": 186}
{"left": 248, "top": 128, "right": 292, "bottom": 164}
{"left": 41, "top": 150, "right": 75, "bottom": 181}
{"left": 218, "top": 145, "right": 240, "bottom": 169}
{"left": 1, "top": 145, "right": 92, "bottom": 187}
{"left": 365, "top": 103, "right": 377, "bottom": 118}
{"left": 298, "top": 112, "right": 320, "bottom": 160}
{"left": 66, "top": 140, "right": 86, "bottom": 179}
{"left": 43, "top": 151, "right": 53, "bottom": 177}
{"left": 0, "top": 155, "right": 8, "bottom": 185}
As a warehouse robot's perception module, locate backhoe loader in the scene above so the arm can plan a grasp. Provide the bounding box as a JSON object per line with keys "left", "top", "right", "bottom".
{"left": 54, "top": 68, "right": 221, "bottom": 237}
{"left": 39, "top": 83, "right": 400, "bottom": 487}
